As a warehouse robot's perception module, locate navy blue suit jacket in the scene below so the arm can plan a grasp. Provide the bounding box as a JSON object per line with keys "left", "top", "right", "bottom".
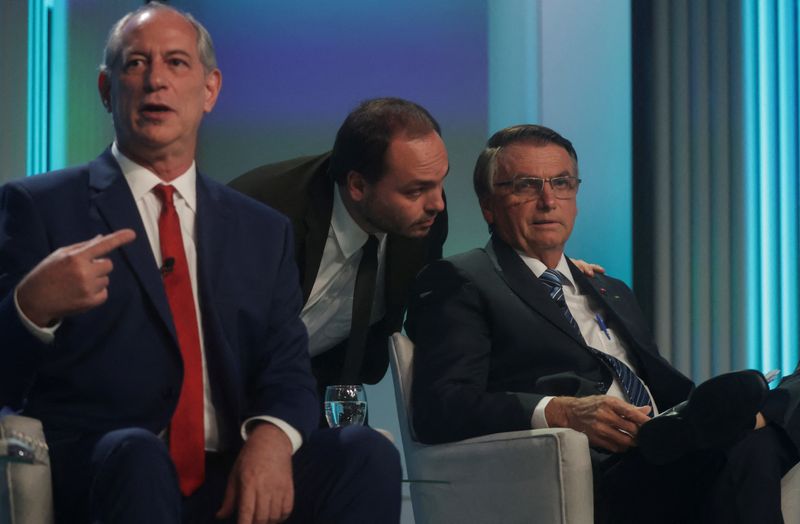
{"left": 0, "top": 149, "right": 318, "bottom": 450}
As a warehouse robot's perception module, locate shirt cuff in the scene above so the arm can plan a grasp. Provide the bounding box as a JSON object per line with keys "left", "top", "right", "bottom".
{"left": 531, "top": 396, "right": 555, "bottom": 429}
{"left": 240, "top": 416, "right": 302, "bottom": 454}
{"left": 14, "top": 287, "right": 60, "bottom": 344}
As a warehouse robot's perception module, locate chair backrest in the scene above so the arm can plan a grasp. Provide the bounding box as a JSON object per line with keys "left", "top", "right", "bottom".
{"left": 388, "top": 332, "right": 419, "bottom": 445}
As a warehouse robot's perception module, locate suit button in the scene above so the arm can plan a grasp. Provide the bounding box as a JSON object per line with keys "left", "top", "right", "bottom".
{"left": 161, "top": 386, "right": 174, "bottom": 400}
{"left": 595, "top": 382, "right": 606, "bottom": 391}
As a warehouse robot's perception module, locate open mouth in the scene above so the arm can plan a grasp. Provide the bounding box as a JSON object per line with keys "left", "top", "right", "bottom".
{"left": 140, "top": 103, "right": 173, "bottom": 117}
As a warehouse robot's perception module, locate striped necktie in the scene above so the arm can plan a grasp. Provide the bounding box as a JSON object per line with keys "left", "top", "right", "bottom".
{"left": 539, "top": 268, "right": 653, "bottom": 413}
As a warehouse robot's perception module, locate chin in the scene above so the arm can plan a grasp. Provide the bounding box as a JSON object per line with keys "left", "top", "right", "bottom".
{"left": 409, "top": 226, "right": 433, "bottom": 238}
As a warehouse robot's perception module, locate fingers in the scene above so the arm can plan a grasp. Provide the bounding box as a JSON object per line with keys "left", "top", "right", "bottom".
{"left": 570, "top": 259, "right": 606, "bottom": 277}
{"left": 216, "top": 475, "right": 237, "bottom": 519}
{"left": 613, "top": 402, "right": 652, "bottom": 426}
{"left": 275, "top": 485, "right": 293, "bottom": 523}
{"left": 241, "top": 487, "right": 289, "bottom": 524}
{"left": 589, "top": 263, "right": 606, "bottom": 274}
{"left": 754, "top": 411, "right": 767, "bottom": 430}
{"left": 263, "top": 492, "right": 282, "bottom": 524}
{"left": 571, "top": 258, "right": 594, "bottom": 276}
{"left": 588, "top": 426, "right": 636, "bottom": 453}
{"left": 237, "top": 485, "right": 256, "bottom": 524}
{"left": 561, "top": 395, "right": 647, "bottom": 452}
{"left": 82, "top": 229, "right": 136, "bottom": 259}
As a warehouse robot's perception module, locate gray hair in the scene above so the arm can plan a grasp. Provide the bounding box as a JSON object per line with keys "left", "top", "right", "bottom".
{"left": 473, "top": 124, "right": 578, "bottom": 202}
{"left": 100, "top": 2, "right": 217, "bottom": 76}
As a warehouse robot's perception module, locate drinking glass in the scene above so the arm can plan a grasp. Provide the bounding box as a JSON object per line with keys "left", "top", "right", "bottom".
{"left": 324, "top": 385, "right": 367, "bottom": 428}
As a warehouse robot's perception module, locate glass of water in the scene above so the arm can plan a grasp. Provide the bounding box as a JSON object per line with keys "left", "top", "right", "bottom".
{"left": 324, "top": 385, "right": 367, "bottom": 428}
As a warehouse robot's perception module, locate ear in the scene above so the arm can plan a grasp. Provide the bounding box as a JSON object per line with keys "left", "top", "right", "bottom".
{"left": 345, "top": 170, "right": 368, "bottom": 203}
{"left": 203, "top": 69, "right": 222, "bottom": 113}
{"left": 480, "top": 197, "right": 495, "bottom": 226}
{"left": 98, "top": 72, "right": 112, "bottom": 113}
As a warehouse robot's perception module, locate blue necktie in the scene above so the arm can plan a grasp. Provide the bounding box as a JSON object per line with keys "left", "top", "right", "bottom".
{"left": 539, "top": 269, "right": 653, "bottom": 413}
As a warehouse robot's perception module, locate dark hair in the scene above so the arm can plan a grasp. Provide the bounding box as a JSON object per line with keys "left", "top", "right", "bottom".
{"left": 328, "top": 97, "right": 441, "bottom": 185}
{"left": 473, "top": 124, "right": 578, "bottom": 201}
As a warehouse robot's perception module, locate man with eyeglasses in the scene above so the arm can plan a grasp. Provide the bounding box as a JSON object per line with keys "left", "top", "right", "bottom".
{"left": 406, "top": 124, "right": 800, "bottom": 523}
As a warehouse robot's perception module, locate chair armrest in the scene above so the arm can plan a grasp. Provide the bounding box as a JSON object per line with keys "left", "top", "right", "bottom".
{"left": 406, "top": 428, "right": 593, "bottom": 524}
{"left": 782, "top": 461, "right": 800, "bottom": 523}
{"left": 0, "top": 415, "right": 53, "bottom": 524}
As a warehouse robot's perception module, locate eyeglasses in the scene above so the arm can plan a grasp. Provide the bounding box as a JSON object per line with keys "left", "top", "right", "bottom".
{"left": 493, "top": 175, "right": 581, "bottom": 199}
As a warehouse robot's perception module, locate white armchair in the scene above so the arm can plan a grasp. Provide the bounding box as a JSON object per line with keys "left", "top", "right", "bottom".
{"left": 782, "top": 461, "right": 800, "bottom": 522}
{"left": 388, "top": 333, "right": 594, "bottom": 524}
{"left": 390, "top": 332, "right": 800, "bottom": 524}
{"left": 0, "top": 415, "right": 52, "bottom": 524}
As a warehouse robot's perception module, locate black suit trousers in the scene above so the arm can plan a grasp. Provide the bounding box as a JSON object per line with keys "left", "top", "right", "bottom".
{"left": 595, "top": 424, "right": 798, "bottom": 524}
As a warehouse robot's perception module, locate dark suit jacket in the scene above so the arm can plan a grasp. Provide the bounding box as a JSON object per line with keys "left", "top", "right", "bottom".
{"left": 406, "top": 235, "right": 694, "bottom": 445}
{"left": 229, "top": 152, "right": 447, "bottom": 387}
{"left": 0, "top": 149, "right": 318, "bottom": 454}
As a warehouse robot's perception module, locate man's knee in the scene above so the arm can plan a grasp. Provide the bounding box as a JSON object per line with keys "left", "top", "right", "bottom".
{"left": 91, "top": 427, "right": 174, "bottom": 482}
{"left": 89, "top": 428, "right": 181, "bottom": 523}
{"left": 301, "top": 425, "right": 401, "bottom": 481}
{"left": 292, "top": 427, "right": 401, "bottom": 523}
{"left": 727, "top": 425, "right": 796, "bottom": 478}
{"left": 338, "top": 426, "right": 401, "bottom": 473}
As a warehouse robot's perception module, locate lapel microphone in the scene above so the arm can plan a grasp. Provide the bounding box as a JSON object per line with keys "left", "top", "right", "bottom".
{"left": 161, "top": 257, "right": 175, "bottom": 276}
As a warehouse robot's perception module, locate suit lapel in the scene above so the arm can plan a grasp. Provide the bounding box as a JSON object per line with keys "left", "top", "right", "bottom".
{"left": 488, "top": 236, "right": 585, "bottom": 345}
{"left": 195, "top": 175, "right": 238, "bottom": 439}
{"left": 301, "top": 169, "right": 333, "bottom": 302}
{"left": 195, "top": 175, "right": 231, "bottom": 297}
{"left": 383, "top": 233, "right": 428, "bottom": 324}
{"left": 88, "top": 149, "right": 176, "bottom": 343}
{"left": 574, "top": 265, "right": 649, "bottom": 356}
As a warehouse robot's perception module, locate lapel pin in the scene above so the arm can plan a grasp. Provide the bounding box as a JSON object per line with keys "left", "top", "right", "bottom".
{"left": 600, "top": 288, "right": 607, "bottom": 295}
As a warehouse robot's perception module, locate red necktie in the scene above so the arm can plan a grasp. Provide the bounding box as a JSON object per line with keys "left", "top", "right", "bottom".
{"left": 153, "top": 184, "right": 205, "bottom": 496}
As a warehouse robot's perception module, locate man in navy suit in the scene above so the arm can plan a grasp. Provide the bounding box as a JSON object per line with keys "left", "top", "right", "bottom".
{"left": 407, "top": 124, "right": 800, "bottom": 523}
{"left": 0, "top": 3, "right": 399, "bottom": 523}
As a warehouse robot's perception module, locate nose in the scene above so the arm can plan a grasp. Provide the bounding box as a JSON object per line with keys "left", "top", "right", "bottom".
{"left": 426, "top": 188, "right": 446, "bottom": 214}
{"left": 536, "top": 182, "right": 557, "bottom": 209}
{"left": 143, "top": 60, "right": 167, "bottom": 91}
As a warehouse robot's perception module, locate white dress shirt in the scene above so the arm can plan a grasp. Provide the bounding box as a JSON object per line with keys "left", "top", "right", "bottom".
{"left": 516, "top": 253, "right": 659, "bottom": 428}
{"left": 301, "top": 185, "right": 387, "bottom": 357}
{"left": 15, "top": 143, "right": 301, "bottom": 452}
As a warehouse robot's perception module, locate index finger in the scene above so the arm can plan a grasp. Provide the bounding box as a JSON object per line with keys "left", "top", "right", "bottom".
{"left": 81, "top": 229, "right": 137, "bottom": 259}
{"left": 610, "top": 399, "right": 652, "bottom": 425}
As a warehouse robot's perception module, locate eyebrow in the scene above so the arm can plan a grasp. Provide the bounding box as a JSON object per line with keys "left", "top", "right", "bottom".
{"left": 124, "top": 49, "right": 194, "bottom": 60}
{"left": 510, "top": 170, "right": 572, "bottom": 178}
{"left": 164, "top": 49, "right": 193, "bottom": 57}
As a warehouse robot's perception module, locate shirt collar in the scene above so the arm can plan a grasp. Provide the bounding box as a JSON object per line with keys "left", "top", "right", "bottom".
{"left": 111, "top": 142, "right": 198, "bottom": 212}
{"left": 516, "top": 251, "right": 577, "bottom": 291}
{"left": 331, "top": 184, "right": 386, "bottom": 259}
